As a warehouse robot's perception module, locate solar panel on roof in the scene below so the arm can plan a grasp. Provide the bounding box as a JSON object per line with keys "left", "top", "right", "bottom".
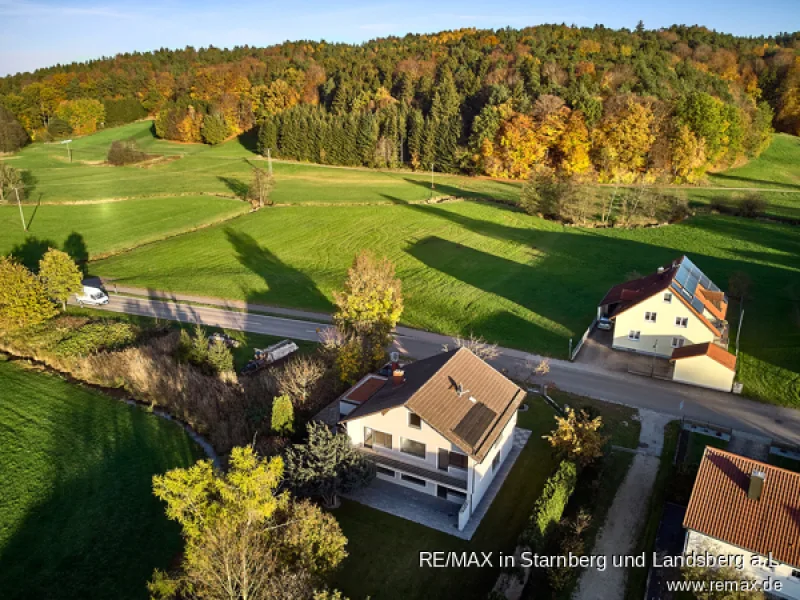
{"left": 691, "top": 297, "right": 705, "bottom": 313}
{"left": 686, "top": 273, "right": 699, "bottom": 295}
{"left": 675, "top": 265, "right": 690, "bottom": 287}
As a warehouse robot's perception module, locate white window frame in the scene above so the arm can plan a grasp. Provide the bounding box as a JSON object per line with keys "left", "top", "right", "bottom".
{"left": 663, "top": 292, "right": 672, "bottom": 303}
{"left": 408, "top": 411, "right": 422, "bottom": 430}
{"left": 671, "top": 337, "right": 685, "bottom": 348}
{"left": 492, "top": 452, "right": 501, "bottom": 472}
{"left": 628, "top": 330, "right": 641, "bottom": 341}
{"left": 644, "top": 311, "right": 657, "bottom": 323}
{"left": 675, "top": 317, "right": 688, "bottom": 328}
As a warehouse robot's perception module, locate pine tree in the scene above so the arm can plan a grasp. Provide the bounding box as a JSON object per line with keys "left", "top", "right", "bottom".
{"left": 406, "top": 108, "right": 424, "bottom": 170}
{"left": 271, "top": 394, "right": 295, "bottom": 436}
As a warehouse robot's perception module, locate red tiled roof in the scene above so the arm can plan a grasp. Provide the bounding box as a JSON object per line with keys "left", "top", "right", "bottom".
{"left": 671, "top": 342, "right": 737, "bottom": 371}
{"left": 684, "top": 448, "right": 800, "bottom": 569}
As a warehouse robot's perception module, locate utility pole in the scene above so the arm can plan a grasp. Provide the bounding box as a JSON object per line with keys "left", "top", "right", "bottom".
{"left": 735, "top": 307, "right": 744, "bottom": 357}
{"left": 430, "top": 163, "right": 435, "bottom": 190}
{"left": 15, "top": 187, "right": 26, "bottom": 232}
{"left": 67, "top": 143, "right": 72, "bottom": 163}
{"left": 266, "top": 148, "right": 273, "bottom": 176}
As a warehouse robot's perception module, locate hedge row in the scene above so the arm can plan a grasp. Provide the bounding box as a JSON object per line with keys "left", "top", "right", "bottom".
{"left": 522, "top": 459, "right": 578, "bottom": 551}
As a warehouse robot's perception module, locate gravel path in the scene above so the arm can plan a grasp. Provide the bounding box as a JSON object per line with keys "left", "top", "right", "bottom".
{"left": 572, "top": 410, "right": 673, "bottom": 600}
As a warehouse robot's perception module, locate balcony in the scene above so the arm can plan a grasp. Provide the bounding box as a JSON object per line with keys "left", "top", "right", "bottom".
{"left": 713, "top": 320, "right": 730, "bottom": 349}
{"left": 358, "top": 446, "right": 468, "bottom": 490}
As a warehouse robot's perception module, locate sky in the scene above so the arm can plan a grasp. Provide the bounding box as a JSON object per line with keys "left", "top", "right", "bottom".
{"left": 1, "top": 0, "right": 799, "bottom": 76}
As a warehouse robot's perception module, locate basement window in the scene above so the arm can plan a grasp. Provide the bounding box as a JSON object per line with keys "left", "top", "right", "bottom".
{"left": 671, "top": 338, "right": 685, "bottom": 349}
{"left": 401, "top": 474, "right": 427, "bottom": 487}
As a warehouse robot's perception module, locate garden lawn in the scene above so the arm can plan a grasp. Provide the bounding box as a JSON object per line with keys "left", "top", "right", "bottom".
{"left": 685, "top": 431, "right": 729, "bottom": 465}
{"left": 332, "top": 396, "right": 558, "bottom": 600}
{"left": 0, "top": 359, "right": 202, "bottom": 600}
{"left": 94, "top": 200, "right": 800, "bottom": 407}
{"left": 0, "top": 195, "right": 249, "bottom": 266}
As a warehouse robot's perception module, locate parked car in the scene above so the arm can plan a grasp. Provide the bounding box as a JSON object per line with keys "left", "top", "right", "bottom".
{"left": 208, "top": 332, "right": 241, "bottom": 348}
{"left": 597, "top": 316, "right": 612, "bottom": 331}
{"left": 75, "top": 285, "right": 109, "bottom": 306}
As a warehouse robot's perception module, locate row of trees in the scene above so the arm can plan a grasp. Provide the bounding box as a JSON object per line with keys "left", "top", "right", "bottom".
{"left": 1, "top": 25, "right": 798, "bottom": 167}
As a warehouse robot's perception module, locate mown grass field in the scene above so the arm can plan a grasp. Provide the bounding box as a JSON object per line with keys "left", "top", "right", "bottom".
{"left": 0, "top": 358, "right": 202, "bottom": 600}
{"left": 2, "top": 123, "right": 799, "bottom": 406}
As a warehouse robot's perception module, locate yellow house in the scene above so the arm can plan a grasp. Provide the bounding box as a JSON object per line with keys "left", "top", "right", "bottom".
{"left": 598, "top": 256, "right": 730, "bottom": 358}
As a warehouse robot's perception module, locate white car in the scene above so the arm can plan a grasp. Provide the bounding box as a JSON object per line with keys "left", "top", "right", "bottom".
{"left": 76, "top": 285, "right": 109, "bottom": 305}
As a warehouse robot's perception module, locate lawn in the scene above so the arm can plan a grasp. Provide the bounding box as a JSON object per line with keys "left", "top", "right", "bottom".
{"left": 0, "top": 358, "right": 202, "bottom": 600}
{"left": 93, "top": 199, "right": 800, "bottom": 407}
{"left": 684, "top": 431, "right": 729, "bottom": 465}
{"left": 0, "top": 195, "right": 249, "bottom": 266}
{"left": 332, "top": 396, "right": 560, "bottom": 600}
{"left": 707, "top": 134, "right": 800, "bottom": 192}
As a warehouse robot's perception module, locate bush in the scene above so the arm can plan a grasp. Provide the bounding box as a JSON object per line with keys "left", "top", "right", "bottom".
{"left": 200, "top": 113, "right": 231, "bottom": 145}
{"left": 736, "top": 194, "right": 767, "bottom": 218}
{"left": 47, "top": 118, "right": 73, "bottom": 139}
{"left": 206, "top": 339, "right": 234, "bottom": 374}
{"left": 0, "top": 105, "right": 30, "bottom": 152}
{"left": 107, "top": 139, "right": 149, "bottom": 165}
{"left": 103, "top": 98, "right": 147, "bottom": 127}
{"left": 54, "top": 321, "right": 137, "bottom": 357}
{"left": 271, "top": 393, "right": 295, "bottom": 435}
{"left": 522, "top": 460, "right": 578, "bottom": 550}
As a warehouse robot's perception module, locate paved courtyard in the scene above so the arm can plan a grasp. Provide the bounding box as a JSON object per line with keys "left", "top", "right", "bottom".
{"left": 345, "top": 427, "right": 532, "bottom": 540}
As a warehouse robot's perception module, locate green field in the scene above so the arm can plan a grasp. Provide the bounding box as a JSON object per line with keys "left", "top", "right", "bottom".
{"left": 2, "top": 123, "right": 799, "bottom": 406}
{"left": 0, "top": 358, "right": 202, "bottom": 600}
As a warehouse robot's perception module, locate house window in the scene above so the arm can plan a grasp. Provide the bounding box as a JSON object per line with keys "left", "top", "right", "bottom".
{"left": 492, "top": 452, "right": 501, "bottom": 472}
{"left": 675, "top": 317, "right": 688, "bottom": 328}
{"left": 644, "top": 312, "right": 657, "bottom": 323}
{"left": 663, "top": 292, "right": 672, "bottom": 303}
{"left": 792, "top": 569, "right": 800, "bottom": 579}
{"left": 628, "top": 330, "right": 641, "bottom": 341}
{"left": 400, "top": 438, "right": 426, "bottom": 459}
{"left": 401, "top": 474, "right": 426, "bottom": 487}
{"left": 364, "top": 428, "right": 392, "bottom": 450}
{"left": 671, "top": 338, "right": 685, "bottom": 349}
{"left": 438, "top": 449, "right": 468, "bottom": 470}
{"left": 376, "top": 466, "right": 395, "bottom": 477}
{"left": 408, "top": 412, "right": 421, "bottom": 430}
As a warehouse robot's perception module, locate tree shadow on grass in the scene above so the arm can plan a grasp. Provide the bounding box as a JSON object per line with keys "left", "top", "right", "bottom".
{"left": 9, "top": 236, "right": 56, "bottom": 272}
{"left": 401, "top": 176, "right": 521, "bottom": 206}
{"left": 225, "top": 228, "right": 332, "bottom": 311}
{"left": 710, "top": 172, "right": 800, "bottom": 192}
{"left": 217, "top": 176, "right": 249, "bottom": 200}
{"left": 0, "top": 368, "right": 200, "bottom": 600}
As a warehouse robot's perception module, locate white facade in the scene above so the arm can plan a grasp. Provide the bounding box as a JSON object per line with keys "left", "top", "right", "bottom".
{"left": 673, "top": 355, "right": 735, "bottom": 392}
{"left": 611, "top": 292, "right": 716, "bottom": 358}
{"left": 685, "top": 530, "right": 800, "bottom": 599}
{"left": 344, "top": 406, "right": 518, "bottom": 531}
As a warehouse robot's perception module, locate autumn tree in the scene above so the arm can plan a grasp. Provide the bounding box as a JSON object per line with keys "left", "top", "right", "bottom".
{"left": 670, "top": 124, "right": 707, "bottom": 182}
{"left": 284, "top": 422, "right": 375, "bottom": 508}
{"left": 38, "top": 248, "right": 82, "bottom": 310}
{"left": 592, "top": 98, "right": 655, "bottom": 182}
{"left": 276, "top": 355, "right": 326, "bottom": 411}
{"left": 333, "top": 250, "right": 403, "bottom": 372}
{"left": 271, "top": 394, "right": 295, "bottom": 436}
{"left": 680, "top": 564, "right": 764, "bottom": 600}
{"left": 0, "top": 105, "right": 30, "bottom": 152}
{"left": 545, "top": 408, "right": 607, "bottom": 467}
{"left": 55, "top": 98, "right": 105, "bottom": 135}
{"left": 0, "top": 257, "right": 58, "bottom": 329}
{"left": 150, "top": 447, "right": 348, "bottom": 600}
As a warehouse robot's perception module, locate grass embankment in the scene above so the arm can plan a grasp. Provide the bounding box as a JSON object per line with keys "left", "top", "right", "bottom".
{"left": 0, "top": 358, "right": 202, "bottom": 600}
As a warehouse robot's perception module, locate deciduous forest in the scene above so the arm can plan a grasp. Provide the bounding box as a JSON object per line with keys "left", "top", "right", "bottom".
{"left": 2, "top": 24, "right": 799, "bottom": 182}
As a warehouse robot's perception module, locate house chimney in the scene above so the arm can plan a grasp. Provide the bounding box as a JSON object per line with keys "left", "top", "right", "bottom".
{"left": 748, "top": 470, "right": 766, "bottom": 501}
{"left": 392, "top": 369, "right": 405, "bottom": 387}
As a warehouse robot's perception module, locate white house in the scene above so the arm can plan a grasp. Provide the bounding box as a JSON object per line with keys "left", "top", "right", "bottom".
{"left": 598, "top": 256, "right": 730, "bottom": 359}
{"left": 339, "top": 347, "right": 525, "bottom": 531}
{"left": 683, "top": 447, "right": 800, "bottom": 599}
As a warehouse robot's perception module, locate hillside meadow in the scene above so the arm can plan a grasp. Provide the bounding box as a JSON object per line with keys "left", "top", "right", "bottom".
{"left": 2, "top": 123, "right": 799, "bottom": 406}
{"left": 0, "top": 358, "right": 202, "bottom": 600}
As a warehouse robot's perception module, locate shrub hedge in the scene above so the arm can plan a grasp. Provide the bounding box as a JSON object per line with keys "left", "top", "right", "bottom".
{"left": 522, "top": 459, "right": 578, "bottom": 551}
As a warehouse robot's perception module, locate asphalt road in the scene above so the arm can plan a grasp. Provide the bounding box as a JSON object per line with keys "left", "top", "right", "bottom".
{"left": 81, "top": 293, "right": 800, "bottom": 446}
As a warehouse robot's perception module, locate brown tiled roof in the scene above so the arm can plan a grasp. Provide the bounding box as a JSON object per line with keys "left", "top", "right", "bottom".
{"left": 600, "top": 256, "right": 724, "bottom": 337}
{"left": 684, "top": 448, "right": 800, "bottom": 569}
{"left": 671, "top": 342, "right": 737, "bottom": 371}
{"left": 341, "top": 348, "right": 525, "bottom": 462}
{"left": 342, "top": 375, "right": 388, "bottom": 404}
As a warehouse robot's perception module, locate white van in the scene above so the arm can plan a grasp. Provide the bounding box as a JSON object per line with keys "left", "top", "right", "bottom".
{"left": 76, "top": 285, "right": 109, "bottom": 306}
